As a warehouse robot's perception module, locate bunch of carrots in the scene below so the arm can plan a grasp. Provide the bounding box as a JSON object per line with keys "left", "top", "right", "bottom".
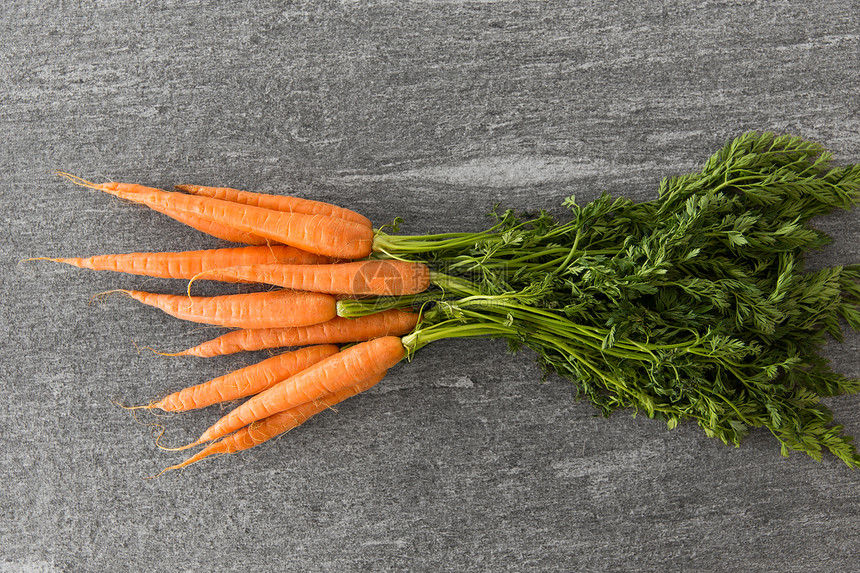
{"left": 37, "top": 134, "right": 860, "bottom": 471}
{"left": 42, "top": 174, "right": 432, "bottom": 474}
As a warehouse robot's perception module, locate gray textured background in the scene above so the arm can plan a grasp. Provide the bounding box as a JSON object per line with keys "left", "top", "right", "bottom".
{"left": 2, "top": 1, "right": 860, "bottom": 571}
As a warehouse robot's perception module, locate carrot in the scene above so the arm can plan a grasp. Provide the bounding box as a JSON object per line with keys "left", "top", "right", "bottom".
{"left": 59, "top": 174, "right": 374, "bottom": 259}
{"left": 158, "top": 369, "right": 387, "bottom": 473}
{"left": 175, "top": 184, "right": 372, "bottom": 228}
{"left": 33, "top": 245, "right": 331, "bottom": 281}
{"left": 118, "top": 289, "right": 337, "bottom": 328}
{"left": 149, "top": 345, "right": 340, "bottom": 412}
{"left": 190, "top": 260, "right": 430, "bottom": 296}
{"left": 63, "top": 174, "right": 273, "bottom": 244}
{"left": 182, "top": 336, "right": 405, "bottom": 447}
{"left": 58, "top": 173, "right": 270, "bottom": 244}
{"left": 168, "top": 309, "right": 419, "bottom": 357}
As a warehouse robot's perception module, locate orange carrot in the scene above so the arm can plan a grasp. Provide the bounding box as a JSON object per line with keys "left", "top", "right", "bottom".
{"left": 59, "top": 174, "right": 373, "bottom": 259}
{"left": 191, "top": 260, "right": 430, "bottom": 296}
{"left": 159, "top": 369, "right": 387, "bottom": 473}
{"left": 119, "top": 289, "right": 337, "bottom": 328}
{"left": 58, "top": 173, "right": 270, "bottom": 244}
{"left": 34, "top": 245, "right": 331, "bottom": 280}
{"left": 169, "top": 309, "right": 419, "bottom": 357}
{"left": 184, "top": 336, "right": 405, "bottom": 447}
{"left": 175, "top": 184, "right": 372, "bottom": 228}
{"left": 150, "top": 345, "right": 340, "bottom": 412}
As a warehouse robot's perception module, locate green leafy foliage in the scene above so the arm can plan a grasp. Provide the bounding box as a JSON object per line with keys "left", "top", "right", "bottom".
{"left": 366, "top": 132, "right": 860, "bottom": 467}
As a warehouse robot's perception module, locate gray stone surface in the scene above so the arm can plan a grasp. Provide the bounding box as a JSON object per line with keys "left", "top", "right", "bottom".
{"left": 2, "top": 1, "right": 859, "bottom": 571}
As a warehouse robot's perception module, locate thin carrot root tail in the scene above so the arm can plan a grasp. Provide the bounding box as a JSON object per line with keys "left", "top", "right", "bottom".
{"left": 147, "top": 442, "right": 218, "bottom": 478}
{"left": 112, "top": 398, "right": 159, "bottom": 412}
{"left": 16, "top": 257, "right": 64, "bottom": 275}
{"left": 147, "top": 461, "right": 191, "bottom": 479}
{"left": 185, "top": 269, "right": 215, "bottom": 298}
{"left": 140, "top": 345, "right": 189, "bottom": 357}
{"left": 90, "top": 288, "right": 131, "bottom": 305}
{"left": 155, "top": 441, "right": 203, "bottom": 453}
{"left": 131, "top": 339, "right": 188, "bottom": 357}
{"left": 20, "top": 256, "right": 63, "bottom": 264}
{"left": 145, "top": 467, "right": 175, "bottom": 480}
{"left": 111, "top": 397, "right": 164, "bottom": 433}
{"left": 158, "top": 447, "right": 223, "bottom": 477}
{"left": 55, "top": 171, "right": 103, "bottom": 191}
{"left": 154, "top": 429, "right": 206, "bottom": 452}
{"left": 146, "top": 450, "right": 217, "bottom": 479}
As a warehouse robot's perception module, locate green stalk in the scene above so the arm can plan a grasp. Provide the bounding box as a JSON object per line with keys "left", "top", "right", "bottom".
{"left": 335, "top": 293, "right": 440, "bottom": 318}
{"left": 401, "top": 320, "right": 513, "bottom": 353}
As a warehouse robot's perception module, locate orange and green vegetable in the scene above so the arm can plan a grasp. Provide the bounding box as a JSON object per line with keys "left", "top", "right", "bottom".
{"left": 40, "top": 132, "right": 860, "bottom": 472}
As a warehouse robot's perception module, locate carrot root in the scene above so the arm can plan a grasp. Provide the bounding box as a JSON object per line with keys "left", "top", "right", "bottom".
{"left": 174, "top": 183, "right": 373, "bottom": 228}
{"left": 29, "top": 246, "right": 333, "bottom": 282}
{"left": 138, "top": 345, "right": 188, "bottom": 357}
{"left": 118, "top": 289, "right": 338, "bottom": 329}
{"left": 59, "top": 173, "right": 374, "bottom": 258}
{"left": 57, "top": 172, "right": 274, "bottom": 245}
{"left": 155, "top": 429, "right": 205, "bottom": 452}
{"left": 56, "top": 171, "right": 101, "bottom": 190}
{"left": 186, "top": 260, "right": 431, "bottom": 297}
{"left": 172, "top": 309, "right": 420, "bottom": 357}
{"left": 113, "top": 400, "right": 160, "bottom": 412}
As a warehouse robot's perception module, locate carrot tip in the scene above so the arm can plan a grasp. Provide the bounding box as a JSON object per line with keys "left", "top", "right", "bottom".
{"left": 112, "top": 398, "right": 159, "bottom": 411}
{"left": 55, "top": 171, "right": 103, "bottom": 190}
{"left": 136, "top": 343, "right": 188, "bottom": 357}
{"left": 147, "top": 448, "right": 226, "bottom": 478}
{"left": 115, "top": 401, "right": 169, "bottom": 440}
{"left": 154, "top": 428, "right": 205, "bottom": 452}
{"left": 158, "top": 442, "right": 202, "bottom": 453}
{"left": 20, "top": 256, "right": 62, "bottom": 263}
{"left": 90, "top": 289, "right": 131, "bottom": 305}
{"left": 147, "top": 460, "right": 196, "bottom": 478}
{"left": 144, "top": 467, "right": 175, "bottom": 480}
{"left": 16, "top": 257, "right": 65, "bottom": 275}
{"left": 146, "top": 451, "right": 194, "bottom": 479}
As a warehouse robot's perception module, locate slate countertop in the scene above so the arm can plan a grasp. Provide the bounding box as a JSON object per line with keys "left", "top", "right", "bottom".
{"left": 2, "top": 2, "right": 859, "bottom": 571}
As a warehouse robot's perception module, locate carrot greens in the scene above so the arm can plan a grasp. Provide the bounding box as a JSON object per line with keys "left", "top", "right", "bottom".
{"left": 339, "top": 132, "right": 860, "bottom": 467}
